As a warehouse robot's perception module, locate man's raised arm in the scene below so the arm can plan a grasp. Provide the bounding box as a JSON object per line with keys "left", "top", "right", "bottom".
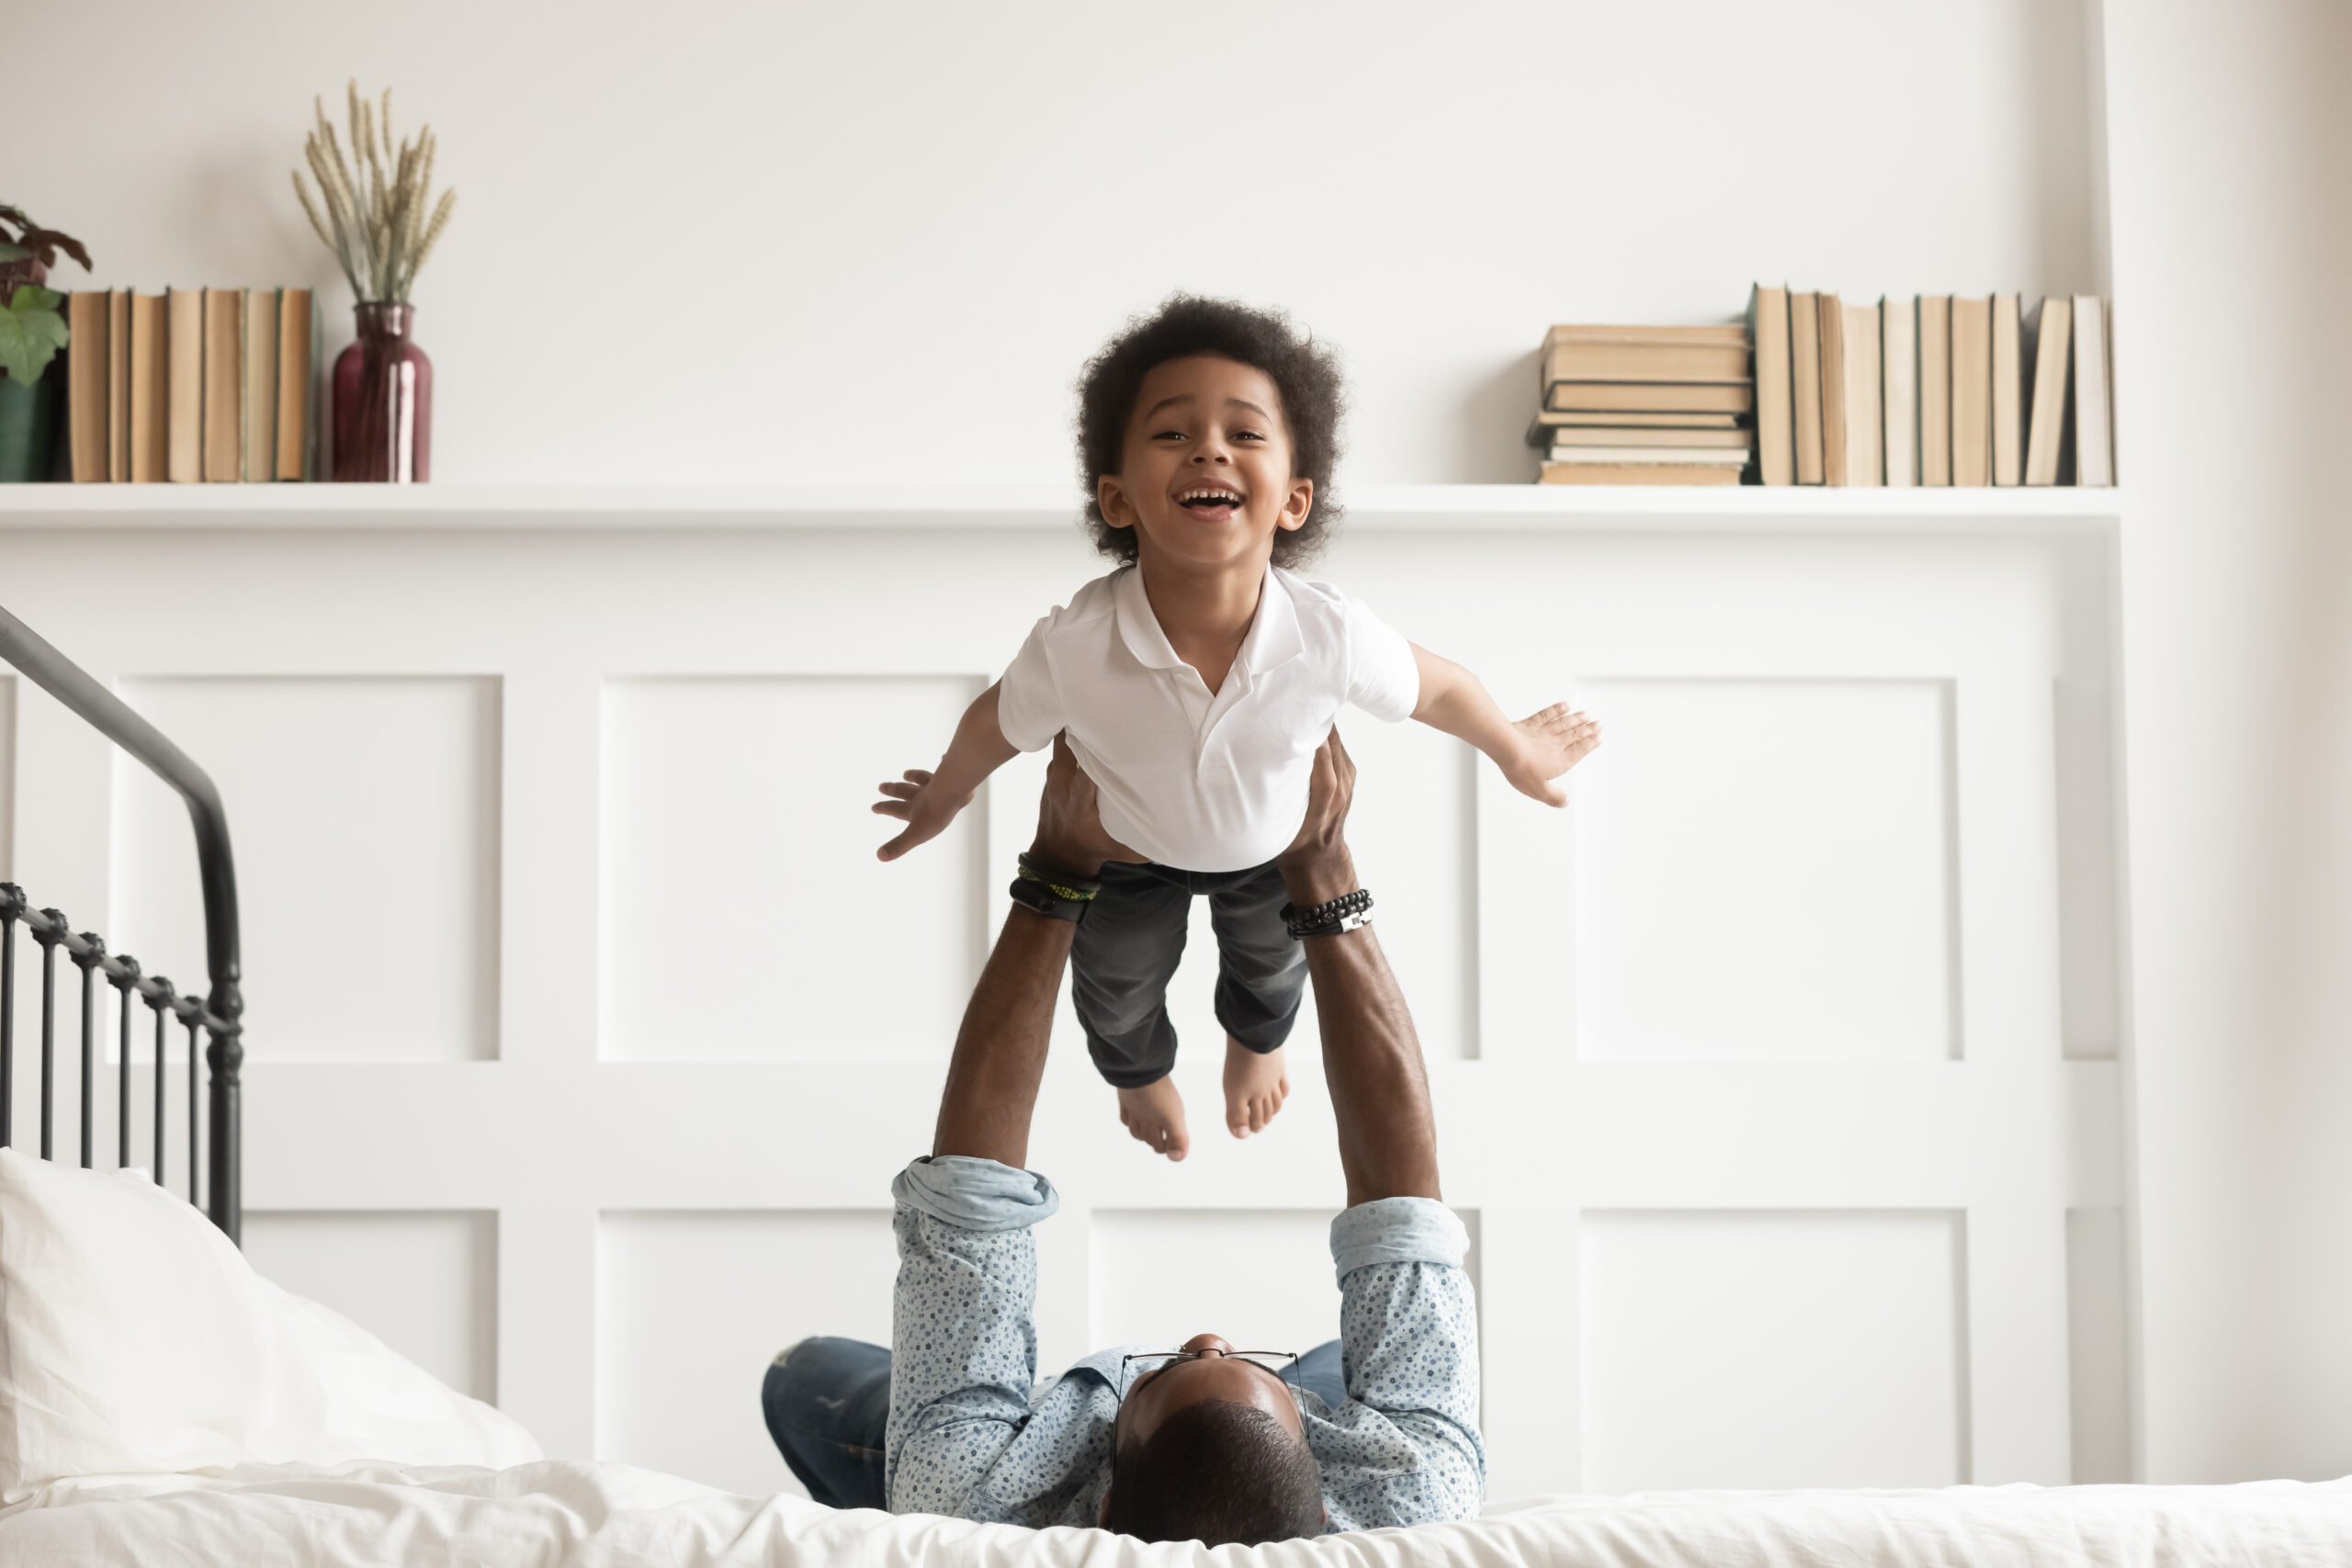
{"left": 927, "top": 734, "right": 1137, "bottom": 1166}
{"left": 1275, "top": 728, "right": 1442, "bottom": 1206}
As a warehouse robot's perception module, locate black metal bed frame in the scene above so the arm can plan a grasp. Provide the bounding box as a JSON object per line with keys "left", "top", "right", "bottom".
{"left": 0, "top": 602, "right": 244, "bottom": 1243}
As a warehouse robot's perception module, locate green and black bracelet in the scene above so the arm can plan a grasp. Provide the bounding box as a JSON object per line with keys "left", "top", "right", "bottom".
{"left": 1008, "top": 852, "right": 1102, "bottom": 922}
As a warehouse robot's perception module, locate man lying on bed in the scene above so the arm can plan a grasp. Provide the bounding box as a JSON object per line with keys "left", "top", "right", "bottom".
{"left": 761, "top": 725, "right": 1482, "bottom": 1546}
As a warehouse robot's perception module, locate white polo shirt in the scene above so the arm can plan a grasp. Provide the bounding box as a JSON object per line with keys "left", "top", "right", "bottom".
{"left": 995, "top": 561, "right": 1421, "bottom": 872}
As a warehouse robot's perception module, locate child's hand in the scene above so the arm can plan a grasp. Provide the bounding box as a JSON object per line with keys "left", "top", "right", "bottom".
{"left": 1502, "top": 702, "right": 1601, "bottom": 807}
{"left": 873, "top": 767, "right": 975, "bottom": 862}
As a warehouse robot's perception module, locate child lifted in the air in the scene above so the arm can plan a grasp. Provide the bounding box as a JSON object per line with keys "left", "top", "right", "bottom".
{"left": 872, "top": 294, "right": 1599, "bottom": 1160}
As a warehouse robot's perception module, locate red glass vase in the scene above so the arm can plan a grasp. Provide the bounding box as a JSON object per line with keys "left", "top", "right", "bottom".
{"left": 331, "top": 301, "right": 432, "bottom": 482}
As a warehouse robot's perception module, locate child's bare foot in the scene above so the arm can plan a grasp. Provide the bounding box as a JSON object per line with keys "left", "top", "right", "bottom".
{"left": 1117, "top": 1078, "right": 1191, "bottom": 1161}
{"left": 1223, "top": 1037, "right": 1290, "bottom": 1138}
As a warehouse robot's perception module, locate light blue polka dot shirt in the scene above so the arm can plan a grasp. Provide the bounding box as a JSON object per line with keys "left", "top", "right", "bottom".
{"left": 884, "top": 1155, "right": 1485, "bottom": 1534}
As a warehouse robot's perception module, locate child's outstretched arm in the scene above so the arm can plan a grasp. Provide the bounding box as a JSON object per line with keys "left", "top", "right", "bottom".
{"left": 872, "top": 681, "right": 1022, "bottom": 861}
{"left": 1408, "top": 643, "right": 1600, "bottom": 807}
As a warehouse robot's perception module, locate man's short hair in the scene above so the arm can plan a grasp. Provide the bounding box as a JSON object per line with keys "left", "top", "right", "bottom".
{"left": 1102, "top": 1397, "right": 1324, "bottom": 1545}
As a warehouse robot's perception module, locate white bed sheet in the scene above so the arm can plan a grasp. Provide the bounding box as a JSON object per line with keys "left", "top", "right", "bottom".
{"left": 3, "top": 1458, "right": 2350, "bottom": 1567}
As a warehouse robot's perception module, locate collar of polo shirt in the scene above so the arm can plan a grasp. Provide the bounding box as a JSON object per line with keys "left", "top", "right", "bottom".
{"left": 1112, "top": 560, "right": 1307, "bottom": 682}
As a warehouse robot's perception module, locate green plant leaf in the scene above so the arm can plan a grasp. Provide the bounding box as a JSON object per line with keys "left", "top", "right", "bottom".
{"left": 0, "top": 283, "right": 70, "bottom": 385}
{"left": 0, "top": 243, "right": 28, "bottom": 263}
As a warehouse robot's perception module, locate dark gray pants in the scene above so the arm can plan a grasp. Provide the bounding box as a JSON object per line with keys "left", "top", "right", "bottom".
{"left": 1069, "top": 858, "right": 1306, "bottom": 1089}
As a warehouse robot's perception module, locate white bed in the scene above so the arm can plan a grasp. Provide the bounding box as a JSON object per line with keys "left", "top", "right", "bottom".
{"left": 6, "top": 1149, "right": 2352, "bottom": 1565}
{"left": 6, "top": 1458, "right": 2352, "bottom": 1567}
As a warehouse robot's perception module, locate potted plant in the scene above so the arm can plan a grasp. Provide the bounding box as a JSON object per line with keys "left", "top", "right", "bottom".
{"left": 291, "top": 81, "right": 456, "bottom": 482}
{"left": 0, "top": 207, "right": 91, "bottom": 482}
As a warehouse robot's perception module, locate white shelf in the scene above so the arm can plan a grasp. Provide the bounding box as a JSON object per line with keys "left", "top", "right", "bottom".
{"left": 0, "top": 481, "right": 2125, "bottom": 535}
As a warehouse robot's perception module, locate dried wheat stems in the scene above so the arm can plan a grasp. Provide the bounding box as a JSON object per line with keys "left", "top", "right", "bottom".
{"left": 291, "top": 78, "right": 456, "bottom": 303}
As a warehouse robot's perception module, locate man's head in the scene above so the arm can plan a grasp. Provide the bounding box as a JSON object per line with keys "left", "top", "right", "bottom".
{"left": 1098, "top": 1333, "right": 1325, "bottom": 1545}
{"left": 1075, "top": 292, "right": 1350, "bottom": 576}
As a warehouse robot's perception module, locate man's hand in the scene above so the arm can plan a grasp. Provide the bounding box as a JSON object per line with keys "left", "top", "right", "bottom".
{"left": 1026, "top": 732, "right": 1144, "bottom": 879}
{"left": 1277, "top": 726, "right": 1359, "bottom": 907}
{"left": 873, "top": 767, "right": 974, "bottom": 862}
{"left": 1502, "top": 702, "right": 1601, "bottom": 808}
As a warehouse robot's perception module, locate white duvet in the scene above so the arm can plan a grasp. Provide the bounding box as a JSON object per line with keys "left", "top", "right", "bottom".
{"left": 3, "top": 1458, "right": 2350, "bottom": 1567}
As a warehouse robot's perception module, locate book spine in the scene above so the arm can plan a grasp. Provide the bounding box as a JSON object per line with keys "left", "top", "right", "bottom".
{"left": 65, "top": 291, "right": 109, "bottom": 481}
{"left": 1992, "top": 292, "right": 2022, "bottom": 486}
{"left": 202, "top": 288, "right": 243, "bottom": 482}
{"left": 107, "top": 288, "right": 130, "bottom": 481}
{"left": 1846, "top": 301, "right": 1882, "bottom": 486}
{"left": 1882, "top": 295, "right": 1916, "bottom": 487}
{"left": 1790, "top": 292, "right": 1824, "bottom": 484}
{"left": 1818, "top": 294, "right": 1849, "bottom": 486}
{"left": 128, "top": 293, "right": 169, "bottom": 482}
{"left": 1919, "top": 297, "right": 1951, "bottom": 486}
{"left": 1750, "top": 284, "right": 1792, "bottom": 486}
{"left": 167, "top": 288, "right": 206, "bottom": 482}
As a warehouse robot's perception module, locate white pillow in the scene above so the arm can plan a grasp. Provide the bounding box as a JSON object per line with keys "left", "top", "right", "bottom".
{"left": 0, "top": 1147, "right": 539, "bottom": 1505}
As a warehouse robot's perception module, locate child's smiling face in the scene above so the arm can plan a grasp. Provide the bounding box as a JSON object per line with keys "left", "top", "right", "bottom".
{"left": 1099, "top": 355, "right": 1314, "bottom": 574}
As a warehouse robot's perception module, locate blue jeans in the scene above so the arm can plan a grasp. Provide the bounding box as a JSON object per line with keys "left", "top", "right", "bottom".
{"left": 761, "top": 1336, "right": 1348, "bottom": 1509}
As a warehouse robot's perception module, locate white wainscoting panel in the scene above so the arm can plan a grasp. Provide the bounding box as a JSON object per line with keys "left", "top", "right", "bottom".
{"left": 600, "top": 676, "right": 986, "bottom": 1061}
{"left": 2067, "top": 1206, "right": 2132, "bottom": 1483}
{"left": 597, "top": 1208, "right": 899, "bottom": 1500}
{"left": 243, "top": 1209, "right": 499, "bottom": 1403}
{"left": 109, "top": 676, "right": 503, "bottom": 1063}
{"left": 1579, "top": 1208, "right": 1968, "bottom": 1492}
{"left": 1573, "top": 678, "right": 1959, "bottom": 1064}
{"left": 0, "top": 513, "right": 2128, "bottom": 1503}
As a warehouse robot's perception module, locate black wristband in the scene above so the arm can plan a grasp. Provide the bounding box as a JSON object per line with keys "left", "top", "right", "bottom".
{"left": 1010, "top": 852, "right": 1101, "bottom": 922}
{"left": 1282, "top": 887, "right": 1373, "bottom": 940}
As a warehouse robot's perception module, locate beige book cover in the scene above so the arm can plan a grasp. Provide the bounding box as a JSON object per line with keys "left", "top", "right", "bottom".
{"left": 66, "top": 290, "right": 110, "bottom": 482}
{"left": 128, "top": 292, "right": 170, "bottom": 482}
{"left": 2023, "top": 295, "right": 2074, "bottom": 486}
{"left": 240, "top": 288, "right": 278, "bottom": 481}
{"left": 167, "top": 288, "right": 206, "bottom": 482}
{"left": 1747, "top": 283, "right": 1792, "bottom": 485}
{"left": 1992, "top": 292, "right": 2022, "bottom": 485}
{"left": 107, "top": 288, "right": 130, "bottom": 481}
{"left": 1538, "top": 462, "right": 1743, "bottom": 486}
{"left": 1919, "top": 296, "right": 1952, "bottom": 485}
{"left": 1843, "top": 300, "right": 1882, "bottom": 486}
{"left": 1882, "top": 294, "right": 1917, "bottom": 487}
{"left": 1951, "top": 296, "right": 1992, "bottom": 486}
{"left": 276, "top": 288, "right": 314, "bottom": 480}
{"left": 202, "top": 288, "right": 242, "bottom": 482}
{"left": 1790, "top": 291, "right": 1824, "bottom": 484}
{"left": 1818, "top": 292, "right": 1849, "bottom": 485}
{"left": 2071, "top": 295, "right": 2112, "bottom": 487}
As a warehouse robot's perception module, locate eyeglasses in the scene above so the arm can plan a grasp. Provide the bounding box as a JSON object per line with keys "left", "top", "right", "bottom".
{"left": 1119, "top": 1349, "right": 1300, "bottom": 1404}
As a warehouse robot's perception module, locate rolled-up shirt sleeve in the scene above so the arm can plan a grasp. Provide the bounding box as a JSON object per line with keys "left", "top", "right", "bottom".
{"left": 1317, "top": 1197, "right": 1486, "bottom": 1529}
{"left": 994, "top": 618, "right": 1063, "bottom": 752}
{"left": 884, "top": 1155, "right": 1059, "bottom": 1516}
{"left": 1341, "top": 594, "right": 1421, "bottom": 724}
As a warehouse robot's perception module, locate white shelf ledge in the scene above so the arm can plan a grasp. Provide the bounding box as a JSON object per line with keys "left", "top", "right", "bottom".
{"left": 0, "top": 481, "right": 2124, "bottom": 534}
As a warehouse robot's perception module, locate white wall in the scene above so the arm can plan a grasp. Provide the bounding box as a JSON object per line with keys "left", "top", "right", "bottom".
{"left": 15, "top": 0, "right": 2089, "bottom": 483}
{"left": 2098, "top": 0, "right": 2352, "bottom": 1483}
{"left": 8, "top": 0, "right": 2351, "bottom": 1493}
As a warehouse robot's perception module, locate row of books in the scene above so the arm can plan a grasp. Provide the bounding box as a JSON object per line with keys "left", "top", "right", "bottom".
{"left": 1527, "top": 324, "right": 1755, "bottom": 485}
{"left": 59, "top": 288, "right": 320, "bottom": 482}
{"left": 1747, "top": 283, "right": 2114, "bottom": 487}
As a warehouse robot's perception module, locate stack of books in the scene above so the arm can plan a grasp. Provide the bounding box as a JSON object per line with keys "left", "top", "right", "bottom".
{"left": 1745, "top": 282, "right": 2114, "bottom": 487}
{"left": 60, "top": 288, "right": 320, "bottom": 482}
{"left": 1526, "top": 323, "right": 1757, "bottom": 485}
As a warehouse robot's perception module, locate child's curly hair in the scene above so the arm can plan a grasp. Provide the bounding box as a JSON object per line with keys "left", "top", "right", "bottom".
{"left": 1072, "top": 292, "right": 1349, "bottom": 570}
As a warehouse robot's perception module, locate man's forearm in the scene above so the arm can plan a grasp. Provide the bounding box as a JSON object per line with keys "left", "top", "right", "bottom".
{"left": 1284, "top": 850, "right": 1442, "bottom": 1206}
{"left": 930, "top": 905, "right": 1075, "bottom": 1169}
